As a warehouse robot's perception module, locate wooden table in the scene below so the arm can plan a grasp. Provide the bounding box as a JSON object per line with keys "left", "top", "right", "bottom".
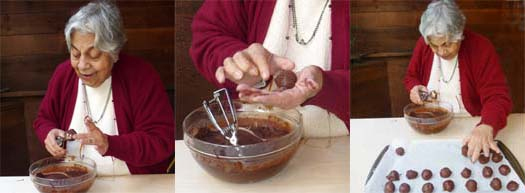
{"left": 350, "top": 113, "right": 525, "bottom": 193}
{"left": 175, "top": 137, "right": 349, "bottom": 193}
{"left": 0, "top": 174, "right": 174, "bottom": 193}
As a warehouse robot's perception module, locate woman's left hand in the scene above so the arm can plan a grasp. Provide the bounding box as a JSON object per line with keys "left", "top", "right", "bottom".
{"left": 73, "top": 117, "right": 109, "bottom": 155}
{"left": 237, "top": 65, "right": 323, "bottom": 109}
{"left": 463, "top": 124, "right": 501, "bottom": 162}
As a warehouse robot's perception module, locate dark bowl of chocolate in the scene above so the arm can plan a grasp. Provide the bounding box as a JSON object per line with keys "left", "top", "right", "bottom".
{"left": 403, "top": 101, "right": 453, "bottom": 134}
{"left": 183, "top": 101, "right": 303, "bottom": 183}
{"left": 29, "top": 156, "right": 96, "bottom": 193}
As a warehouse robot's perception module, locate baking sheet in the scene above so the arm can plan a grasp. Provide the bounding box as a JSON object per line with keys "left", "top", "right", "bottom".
{"left": 364, "top": 139, "right": 525, "bottom": 193}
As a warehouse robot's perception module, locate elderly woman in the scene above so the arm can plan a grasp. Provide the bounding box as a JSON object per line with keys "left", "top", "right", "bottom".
{"left": 404, "top": 0, "right": 512, "bottom": 162}
{"left": 33, "top": 2, "right": 174, "bottom": 175}
{"left": 190, "top": 0, "right": 350, "bottom": 137}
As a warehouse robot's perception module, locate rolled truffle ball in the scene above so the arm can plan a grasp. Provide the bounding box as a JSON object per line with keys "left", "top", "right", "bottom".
{"left": 440, "top": 167, "right": 452, "bottom": 178}
{"left": 491, "top": 177, "right": 502, "bottom": 191}
{"left": 406, "top": 170, "right": 418, "bottom": 179}
{"left": 422, "top": 183, "right": 434, "bottom": 193}
{"left": 507, "top": 180, "right": 519, "bottom": 192}
{"left": 396, "top": 147, "right": 405, "bottom": 156}
{"left": 461, "top": 168, "right": 472, "bottom": 178}
{"left": 482, "top": 166, "right": 493, "bottom": 178}
{"left": 399, "top": 183, "right": 410, "bottom": 193}
{"left": 274, "top": 70, "right": 297, "bottom": 90}
{"left": 422, "top": 169, "right": 433, "bottom": 180}
{"left": 465, "top": 180, "right": 477, "bottom": 192}
{"left": 499, "top": 164, "right": 511, "bottom": 176}
{"left": 384, "top": 181, "right": 395, "bottom": 193}
{"left": 443, "top": 180, "right": 455, "bottom": 192}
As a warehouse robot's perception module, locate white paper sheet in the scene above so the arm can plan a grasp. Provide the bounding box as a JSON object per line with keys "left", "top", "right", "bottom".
{"left": 364, "top": 139, "right": 524, "bottom": 193}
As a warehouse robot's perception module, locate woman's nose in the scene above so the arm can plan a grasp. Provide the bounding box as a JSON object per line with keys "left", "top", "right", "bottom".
{"left": 438, "top": 47, "right": 447, "bottom": 56}
{"left": 77, "top": 56, "right": 90, "bottom": 70}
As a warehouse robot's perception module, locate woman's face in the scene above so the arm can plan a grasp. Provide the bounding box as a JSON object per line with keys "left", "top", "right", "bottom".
{"left": 428, "top": 36, "right": 461, "bottom": 60}
{"left": 70, "top": 31, "right": 113, "bottom": 88}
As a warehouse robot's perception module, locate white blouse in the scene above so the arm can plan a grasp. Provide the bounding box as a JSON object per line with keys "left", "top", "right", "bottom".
{"left": 67, "top": 77, "right": 130, "bottom": 176}
{"left": 263, "top": 0, "right": 348, "bottom": 137}
{"left": 427, "top": 54, "right": 471, "bottom": 117}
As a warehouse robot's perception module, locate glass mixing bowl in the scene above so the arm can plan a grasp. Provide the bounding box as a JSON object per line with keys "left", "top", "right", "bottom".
{"left": 29, "top": 156, "right": 96, "bottom": 193}
{"left": 183, "top": 101, "right": 303, "bottom": 183}
{"left": 404, "top": 101, "right": 453, "bottom": 134}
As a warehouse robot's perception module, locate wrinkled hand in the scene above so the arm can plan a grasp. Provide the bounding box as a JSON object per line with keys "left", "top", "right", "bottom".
{"left": 44, "top": 128, "right": 67, "bottom": 157}
{"left": 237, "top": 65, "right": 323, "bottom": 109}
{"left": 73, "top": 117, "right": 109, "bottom": 155}
{"left": 463, "top": 124, "right": 501, "bottom": 162}
{"left": 409, "top": 85, "right": 428, "bottom": 105}
{"left": 215, "top": 43, "right": 295, "bottom": 86}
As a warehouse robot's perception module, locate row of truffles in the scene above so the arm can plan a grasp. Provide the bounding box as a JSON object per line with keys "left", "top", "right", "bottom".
{"left": 383, "top": 146, "right": 520, "bottom": 193}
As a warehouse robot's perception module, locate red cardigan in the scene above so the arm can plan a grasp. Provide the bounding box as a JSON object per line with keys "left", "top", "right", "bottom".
{"left": 33, "top": 53, "right": 175, "bottom": 174}
{"left": 404, "top": 30, "right": 512, "bottom": 136}
{"left": 190, "top": 0, "right": 350, "bottom": 128}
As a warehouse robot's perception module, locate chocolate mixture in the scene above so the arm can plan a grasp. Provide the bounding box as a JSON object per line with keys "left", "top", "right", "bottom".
{"left": 408, "top": 106, "right": 448, "bottom": 118}
{"left": 35, "top": 164, "right": 88, "bottom": 179}
{"left": 192, "top": 117, "right": 291, "bottom": 146}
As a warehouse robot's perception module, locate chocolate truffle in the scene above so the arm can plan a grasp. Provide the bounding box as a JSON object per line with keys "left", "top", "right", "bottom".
{"left": 490, "top": 177, "right": 502, "bottom": 191}
{"left": 482, "top": 166, "right": 493, "bottom": 178}
{"left": 422, "top": 183, "right": 434, "bottom": 193}
{"left": 440, "top": 167, "right": 452, "bottom": 178}
{"left": 507, "top": 180, "right": 519, "bottom": 192}
{"left": 443, "top": 180, "right": 455, "bottom": 192}
{"left": 274, "top": 70, "right": 297, "bottom": 90}
{"left": 492, "top": 152, "right": 503, "bottom": 163}
{"left": 422, "top": 169, "right": 433, "bottom": 180}
{"left": 386, "top": 170, "right": 400, "bottom": 181}
{"left": 478, "top": 154, "right": 490, "bottom": 164}
{"left": 406, "top": 170, "right": 418, "bottom": 179}
{"left": 499, "top": 164, "right": 511, "bottom": 176}
{"left": 461, "top": 168, "right": 472, "bottom": 178}
{"left": 395, "top": 147, "right": 405, "bottom": 156}
{"left": 461, "top": 145, "right": 468, "bottom": 157}
{"left": 399, "top": 183, "right": 410, "bottom": 193}
{"left": 384, "top": 181, "right": 395, "bottom": 193}
{"left": 465, "top": 180, "right": 477, "bottom": 192}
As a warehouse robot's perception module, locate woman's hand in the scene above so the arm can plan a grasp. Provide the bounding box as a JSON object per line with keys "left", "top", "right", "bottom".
{"left": 410, "top": 85, "right": 427, "bottom": 105}
{"left": 463, "top": 124, "right": 501, "bottom": 162}
{"left": 215, "top": 43, "right": 295, "bottom": 86}
{"left": 73, "top": 117, "right": 109, "bottom": 155}
{"left": 237, "top": 65, "right": 323, "bottom": 109}
{"left": 44, "top": 128, "right": 67, "bottom": 157}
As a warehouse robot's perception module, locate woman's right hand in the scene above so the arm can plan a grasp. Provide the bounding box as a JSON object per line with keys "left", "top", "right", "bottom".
{"left": 44, "top": 128, "right": 66, "bottom": 157}
{"left": 215, "top": 43, "right": 295, "bottom": 86}
{"left": 409, "top": 85, "right": 428, "bottom": 105}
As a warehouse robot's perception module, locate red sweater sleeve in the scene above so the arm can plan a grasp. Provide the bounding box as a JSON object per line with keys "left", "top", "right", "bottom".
{"left": 33, "top": 62, "right": 75, "bottom": 145}
{"left": 404, "top": 37, "right": 428, "bottom": 93}
{"left": 190, "top": 1, "right": 250, "bottom": 90}
{"left": 472, "top": 41, "right": 512, "bottom": 136}
{"left": 304, "top": 70, "right": 349, "bottom": 128}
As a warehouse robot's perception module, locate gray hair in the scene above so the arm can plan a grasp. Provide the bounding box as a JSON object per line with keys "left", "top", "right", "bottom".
{"left": 64, "top": 1, "right": 126, "bottom": 62}
{"left": 419, "top": 0, "right": 466, "bottom": 44}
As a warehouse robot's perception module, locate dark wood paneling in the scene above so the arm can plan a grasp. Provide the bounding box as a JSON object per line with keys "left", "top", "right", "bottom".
{"left": 351, "top": 61, "right": 391, "bottom": 118}
{"left": 351, "top": 0, "right": 525, "bottom": 117}
{"left": 1, "top": 99, "right": 30, "bottom": 176}
{"left": 175, "top": 0, "right": 213, "bottom": 140}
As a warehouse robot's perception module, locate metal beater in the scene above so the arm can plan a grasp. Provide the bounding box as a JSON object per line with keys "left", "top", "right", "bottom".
{"left": 202, "top": 88, "right": 239, "bottom": 146}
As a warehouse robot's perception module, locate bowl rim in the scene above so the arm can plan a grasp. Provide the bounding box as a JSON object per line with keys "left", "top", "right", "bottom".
{"left": 29, "top": 156, "right": 97, "bottom": 187}
{"left": 403, "top": 101, "right": 453, "bottom": 121}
